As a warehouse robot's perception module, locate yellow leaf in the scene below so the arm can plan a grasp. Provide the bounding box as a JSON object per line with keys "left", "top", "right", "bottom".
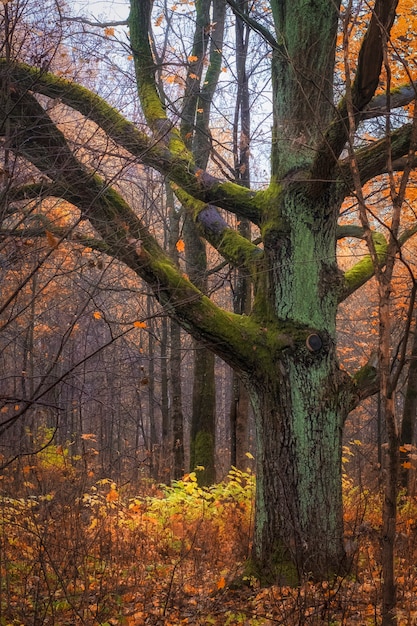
{"left": 245, "top": 451, "right": 254, "bottom": 459}
{"left": 93, "top": 311, "right": 102, "bottom": 320}
{"left": 176, "top": 239, "right": 185, "bottom": 252}
{"left": 188, "top": 55, "right": 198, "bottom": 62}
{"left": 134, "top": 321, "right": 147, "bottom": 328}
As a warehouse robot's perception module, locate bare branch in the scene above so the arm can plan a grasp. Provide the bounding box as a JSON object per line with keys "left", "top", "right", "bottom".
{"left": 362, "top": 83, "right": 417, "bottom": 121}
{"left": 61, "top": 16, "right": 128, "bottom": 28}
{"left": 337, "top": 123, "right": 413, "bottom": 193}
{"left": 311, "top": 0, "right": 399, "bottom": 192}
{"left": 0, "top": 60, "right": 261, "bottom": 221}
{"left": 225, "top": 0, "right": 279, "bottom": 51}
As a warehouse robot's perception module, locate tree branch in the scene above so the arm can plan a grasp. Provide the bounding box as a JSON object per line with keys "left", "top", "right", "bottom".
{"left": 61, "top": 16, "right": 128, "bottom": 28}
{"left": 337, "top": 220, "right": 417, "bottom": 302}
{"left": 337, "top": 123, "right": 413, "bottom": 194}
{"left": 351, "top": 0, "right": 398, "bottom": 112}
{"left": 311, "top": 0, "right": 399, "bottom": 192}
{"left": 128, "top": 0, "right": 169, "bottom": 133}
{"left": 225, "top": 0, "right": 279, "bottom": 51}
{"left": 0, "top": 60, "right": 261, "bottom": 222}
{"left": 362, "top": 82, "right": 417, "bottom": 121}
{"left": 0, "top": 79, "right": 300, "bottom": 368}
{"left": 175, "top": 187, "right": 263, "bottom": 274}
{"left": 350, "top": 352, "right": 380, "bottom": 409}
{"left": 339, "top": 231, "right": 388, "bottom": 301}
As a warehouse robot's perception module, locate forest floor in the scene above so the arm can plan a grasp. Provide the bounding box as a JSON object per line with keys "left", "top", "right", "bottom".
{"left": 1, "top": 450, "right": 417, "bottom": 625}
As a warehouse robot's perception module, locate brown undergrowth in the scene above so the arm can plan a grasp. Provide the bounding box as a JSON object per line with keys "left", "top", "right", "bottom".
{"left": 0, "top": 443, "right": 417, "bottom": 625}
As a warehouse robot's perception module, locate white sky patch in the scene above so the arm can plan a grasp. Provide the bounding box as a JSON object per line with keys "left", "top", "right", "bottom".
{"left": 74, "top": 0, "right": 129, "bottom": 22}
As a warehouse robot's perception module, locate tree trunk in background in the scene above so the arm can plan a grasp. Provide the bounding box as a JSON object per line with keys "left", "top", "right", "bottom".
{"left": 229, "top": 1, "right": 252, "bottom": 470}
{"left": 230, "top": 372, "right": 250, "bottom": 468}
{"left": 400, "top": 311, "right": 417, "bottom": 491}
{"left": 189, "top": 344, "right": 216, "bottom": 484}
{"left": 180, "top": 0, "right": 226, "bottom": 485}
{"left": 230, "top": 243, "right": 252, "bottom": 468}
{"left": 160, "top": 315, "right": 170, "bottom": 482}
{"left": 147, "top": 298, "right": 158, "bottom": 479}
{"left": 185, "top": 217, "right": 216, "bottom": 485}
{"left": 171, "top": 320, "right": 185, "bottom": 479}
{"left": 379, "top": 289, "right": 398, "bottom": 626}
{"left": 167, "top": 187, "right": 185, "bottom": 480}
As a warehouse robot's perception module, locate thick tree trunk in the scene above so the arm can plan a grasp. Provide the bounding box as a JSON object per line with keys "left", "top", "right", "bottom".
{"left": 248, "top": 348, "right": 347, "bottom": 580}
{"left": 246, "top": 183, "right": 348, "bottom": 580}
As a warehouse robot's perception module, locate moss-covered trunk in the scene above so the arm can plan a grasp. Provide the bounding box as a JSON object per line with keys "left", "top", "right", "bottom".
{"left": 248, "top": 351, "right": 347, "bottom": 580}
{"left": 248, "top": 183, "right": 347, "bottom": 579}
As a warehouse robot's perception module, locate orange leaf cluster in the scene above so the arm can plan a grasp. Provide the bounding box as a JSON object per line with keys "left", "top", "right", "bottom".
{"left": 176, "top": 239, "right": 185, "bottom": 252}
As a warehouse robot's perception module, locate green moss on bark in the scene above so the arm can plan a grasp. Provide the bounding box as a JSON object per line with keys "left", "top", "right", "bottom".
{"left": 342, "top": 231, "right": 387, "bottom": 298}
{"left": 244, "top": 545, "right": 299, "bottom": 586}
{"left": 190, "top": 431, "right": 215, "bottom": 486}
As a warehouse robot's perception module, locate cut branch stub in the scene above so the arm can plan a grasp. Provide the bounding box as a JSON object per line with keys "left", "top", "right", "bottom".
{"left": 306, "top": 333, "right": 323, "bottom": 353}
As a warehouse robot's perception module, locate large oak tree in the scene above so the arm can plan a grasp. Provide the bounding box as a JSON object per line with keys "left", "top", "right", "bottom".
{"left": 2, "top": 0, "right": 417, "bottom": 581}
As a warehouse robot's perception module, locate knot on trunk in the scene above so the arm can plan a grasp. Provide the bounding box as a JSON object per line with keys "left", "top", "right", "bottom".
{"left": 306, "top": 333, "right": 323, "bottom": 353}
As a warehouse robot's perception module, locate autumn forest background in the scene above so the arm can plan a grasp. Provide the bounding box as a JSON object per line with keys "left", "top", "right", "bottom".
{"left": 2, "top": 0, "right": 417, "bottom": 624}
